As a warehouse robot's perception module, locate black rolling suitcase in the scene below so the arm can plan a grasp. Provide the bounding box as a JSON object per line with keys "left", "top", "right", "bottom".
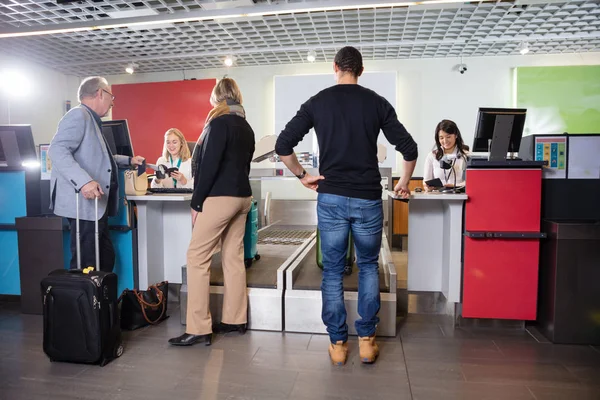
{"left": 41, "top": 193, "right": 123, "bottom": 366}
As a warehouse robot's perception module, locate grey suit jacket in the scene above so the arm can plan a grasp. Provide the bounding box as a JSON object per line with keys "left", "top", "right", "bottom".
{"left": 49, "top": 105, "right": 130, "bottom": 221}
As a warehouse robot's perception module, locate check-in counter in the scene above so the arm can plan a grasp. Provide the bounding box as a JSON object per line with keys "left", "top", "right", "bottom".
{"left": 403, "top": 191, "right": 468, "bottom": 305}
{"left": 126, "top": 193, "right": 192, "bottom": 289}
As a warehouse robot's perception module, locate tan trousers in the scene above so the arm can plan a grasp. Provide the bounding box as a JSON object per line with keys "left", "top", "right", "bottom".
{"left": 186, "top": 196, "right": 252, "bottom": 335}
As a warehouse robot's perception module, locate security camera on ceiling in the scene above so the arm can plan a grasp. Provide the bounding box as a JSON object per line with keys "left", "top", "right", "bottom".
{"left": 458, "top": 64, "right": 468, "bottom": 74}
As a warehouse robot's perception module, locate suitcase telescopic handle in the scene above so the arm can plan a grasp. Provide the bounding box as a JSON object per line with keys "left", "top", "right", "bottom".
{"left": 75, "top": 190, "right": 100, "bottom": 271}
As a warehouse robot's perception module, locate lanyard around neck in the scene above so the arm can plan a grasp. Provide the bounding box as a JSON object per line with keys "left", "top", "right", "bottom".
{"left": 169, "top": 155, "right": 182, "bottom": 187}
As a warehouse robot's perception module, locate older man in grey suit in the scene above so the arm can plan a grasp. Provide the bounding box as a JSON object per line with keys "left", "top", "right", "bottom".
{"left": 49, "top": 76, "right": 144, "bottom": 272}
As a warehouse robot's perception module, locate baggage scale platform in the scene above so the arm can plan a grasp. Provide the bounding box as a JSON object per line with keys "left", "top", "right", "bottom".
{"left": 180, "top": 225, "right": 315, "bottom": 331}
{"left": 180, "top": 223, "right": 398, "bottom": 336}
{"left": 284, "top": 232, "right": 397, "bottom": 337}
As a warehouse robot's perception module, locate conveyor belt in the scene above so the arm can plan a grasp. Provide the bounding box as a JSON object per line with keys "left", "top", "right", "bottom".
{"left": 291, "top": 246, "right": 388, "bottom": 292}
{"left": 209, "top": 244, "right": 295, "bottom": 289}
{"left": 258, "top": 225, "right": 315, "bottom": 245}
{"left": 208, "top": 224, "right": 314, "bottom": 288}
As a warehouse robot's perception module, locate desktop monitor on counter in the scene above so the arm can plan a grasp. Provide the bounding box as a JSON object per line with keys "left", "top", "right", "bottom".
{"left": 0, "top": 125, "right": 38, "bottom": 168}
{"left": 101, "top": 120, "right": 134, "bottom": 157}
{"left": 472, "top": 108, "right": 527, "bottom": 161}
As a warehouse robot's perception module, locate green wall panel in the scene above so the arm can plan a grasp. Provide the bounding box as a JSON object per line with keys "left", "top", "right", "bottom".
{"left": 516, "top": 66, "right": 600, "bottom": 135}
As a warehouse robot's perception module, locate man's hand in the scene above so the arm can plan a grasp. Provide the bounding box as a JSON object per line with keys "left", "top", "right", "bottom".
{"left": 393, "top": 179, "right": 410, "bottom": 199}
{"left": 81, "top": 181, "right": 104, "bottom": 199}
{"left": 191, "top": 209, "right": 198, "bottom": 227}
{"left": 131, "top": 156, "right": 145, "bottom": 166}
{"left": 300, "top": 173, "right": 324, "bottom": 191}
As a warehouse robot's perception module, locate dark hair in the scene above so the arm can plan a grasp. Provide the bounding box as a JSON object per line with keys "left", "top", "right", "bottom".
{"left": 334, "top": 46, "right": 364, "bottom": 77}
{"left": 434, "top": 119, "right": 466, "bottom": 161}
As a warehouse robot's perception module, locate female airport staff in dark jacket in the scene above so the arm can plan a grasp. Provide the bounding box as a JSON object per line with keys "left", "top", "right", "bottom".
{"left": 169, "top": 78, "right": 255, "bottom": 347}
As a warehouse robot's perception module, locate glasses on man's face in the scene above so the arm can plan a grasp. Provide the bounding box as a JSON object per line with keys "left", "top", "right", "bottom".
{"left": 101, "top": 88, "right": 115, "bottom": 101}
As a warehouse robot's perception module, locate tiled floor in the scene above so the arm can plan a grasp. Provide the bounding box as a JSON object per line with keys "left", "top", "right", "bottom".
{"left": 1, "top": 300, "right": 599, "bottom": 400}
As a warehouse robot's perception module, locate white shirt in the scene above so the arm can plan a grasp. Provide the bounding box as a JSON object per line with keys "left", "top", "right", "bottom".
{"left": 423, "top": 147, "right": 467, "bottom": 187}
{"left": 150, "top": 156, "right": 194, "bottom": 189}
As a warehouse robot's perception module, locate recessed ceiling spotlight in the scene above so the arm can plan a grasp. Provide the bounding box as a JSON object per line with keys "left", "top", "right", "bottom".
{"left": 125, "top": 62, "right": 138, "bottom": 74}
{"left": 224, "top": 55, "right": 234, "bottom": 67}
{"left": 307, "top": 50, "right": 317, "bottom": 62}
{"left": 518, "top": 41, "right": 530, "bottom": 55}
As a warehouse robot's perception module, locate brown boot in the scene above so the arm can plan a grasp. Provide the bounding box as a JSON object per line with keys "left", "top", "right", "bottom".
{"left": 328, "top": 340, "right": 348, "bottom": 366}
{"left": 358, "top": 336, "right": 379, "bottom": 364}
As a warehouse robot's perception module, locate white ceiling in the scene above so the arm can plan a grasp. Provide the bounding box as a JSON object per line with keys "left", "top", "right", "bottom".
{"left": 0, "top": 0, "right": 599, "bottom": 76}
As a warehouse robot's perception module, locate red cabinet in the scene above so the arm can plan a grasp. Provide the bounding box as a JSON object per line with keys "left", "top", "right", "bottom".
{"left": 462, "top": 168, "right": 543, "bottom": 320}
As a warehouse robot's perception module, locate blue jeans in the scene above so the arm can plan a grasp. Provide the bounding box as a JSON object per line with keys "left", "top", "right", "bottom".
{"left": 317, "top": 193, "right": 383, "bottom": 343}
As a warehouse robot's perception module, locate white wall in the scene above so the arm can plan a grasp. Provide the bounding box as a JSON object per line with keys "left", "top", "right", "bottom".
{"left": 0, "top": 51, "right": 80, "bottom": 146}
{"left": 5, "top": 51, "right": 594, "bottom": 198}
{"left": 106, "top": 51, "right": 600, "bottom": 199}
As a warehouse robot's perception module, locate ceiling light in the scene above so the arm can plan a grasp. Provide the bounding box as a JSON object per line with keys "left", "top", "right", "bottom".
{"left": 306, "top": 50, "right": 317, "bottom": 63}
{"left": 0, "top": 1, "right": 483, "bottom": 38}
{"left": 21, "top": 160, "right": 40, "bottom": 169}
{"left": 518, "top": 41, "right": 530, "bottom": 55}
{"left": 224, "top": 56, "right": 234, "bottom": 67}
{"left": 125, "top": 62, "right": 138, "bottom": 74}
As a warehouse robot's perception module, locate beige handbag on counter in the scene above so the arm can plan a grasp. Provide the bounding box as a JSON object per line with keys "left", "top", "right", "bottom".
{"left": 124, "top": 170, "right": 148, "bottom": 196}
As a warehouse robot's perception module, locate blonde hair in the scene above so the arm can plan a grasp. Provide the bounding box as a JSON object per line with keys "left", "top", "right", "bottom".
{"left": 210, "top": 77, "right": 243, "bottom": 106}
{"left": 162, "top": 128, "right": 191, "bottom": 161}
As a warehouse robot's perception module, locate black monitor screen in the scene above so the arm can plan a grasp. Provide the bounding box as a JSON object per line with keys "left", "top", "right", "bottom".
{"left": 472, "top": 108, "right": 527, "bottom": 153}
{"left": 101, "top": 120, "right": 134, "bottom": 157}
{"left": 0, "top": 125, "right": 37, "bottom": 167}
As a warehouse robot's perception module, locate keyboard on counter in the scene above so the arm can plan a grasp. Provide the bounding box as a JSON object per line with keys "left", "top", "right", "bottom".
{"left": 148, "top": 188, "right": 194, "bottom": 194}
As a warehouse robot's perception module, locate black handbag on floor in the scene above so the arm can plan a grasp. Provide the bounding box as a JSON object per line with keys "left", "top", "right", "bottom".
{"left": 120, "top": 281, "right": 169, "bottom": 330}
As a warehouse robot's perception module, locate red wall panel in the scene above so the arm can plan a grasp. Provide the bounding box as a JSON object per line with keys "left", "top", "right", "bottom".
{"left": 111, "top": 79, "right": 216, "bottom": 165}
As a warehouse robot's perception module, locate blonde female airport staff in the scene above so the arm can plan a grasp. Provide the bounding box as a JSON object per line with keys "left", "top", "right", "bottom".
{"left": 168, "top": 78, "right": 255, "bottom": 347}
{"left": 423, "top": 119, "right": 468, "bottom": 191}
{"left": 151, "top": 128, "right": 194, "bottom": 189}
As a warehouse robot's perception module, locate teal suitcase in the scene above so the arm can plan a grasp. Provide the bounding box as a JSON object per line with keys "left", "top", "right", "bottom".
{"left": 316, "top": 229, "right": 355, "bottom": 275}
{"left": 244, "top": 199, "right": 260, "bottom": 268}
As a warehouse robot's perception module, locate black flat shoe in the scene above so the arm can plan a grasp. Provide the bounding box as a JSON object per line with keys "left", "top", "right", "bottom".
{"left": 212, "top": 322, "right": 247, "bottom": 335}
{"left": 168, "top": 333, "right": 212, "bottom": 346}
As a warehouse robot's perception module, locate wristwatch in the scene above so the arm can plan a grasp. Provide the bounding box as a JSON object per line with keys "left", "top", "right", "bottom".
{"left": 296, "top": 169, "right": 307, "bottom": 180}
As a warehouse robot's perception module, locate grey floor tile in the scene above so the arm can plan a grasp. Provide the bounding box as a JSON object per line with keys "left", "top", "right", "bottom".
{"left": 467, "top": 328, "right": 538, "bottom": 343}
{"left": 289, "top": 371, "right": 411, "bottom": 400}
{"left": 564, "top": 365, "right": 600, "bottom": 387}
{"left": 0, "top": 313, "right": 43, "bottom": 334}
{"left": 527, "top": 385, "right": 600, "bottom": 400}
{"left": 2, "top": 302, "right": 595, "bottom": 400}
{"left": 495, "top": 341, "right": 600, "bottom": 367}
{"left": 402, "top": 337, "right": 504, "bottom": 361}
{"left": 177, "top": 364, "right": 299, "bottom": 399}
{"left": 213, "top": 329, "right": 312, "bottom": 352}
{"left": 410, "top": 380, "right": 535, "bottom": 400}
{"left": 399, "top": 321, "right": 446, "bottom": 339}
{"left": 0, "top": 379, "right": 117, "bottom": 400}
{"left": 406, "top": 358, "right": 466, "bottom": 382}
{"left": 461, "top": 359, "right": 581, "bottom": 388}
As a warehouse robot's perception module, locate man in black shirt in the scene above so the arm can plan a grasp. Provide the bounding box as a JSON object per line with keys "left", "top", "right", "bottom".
{"left": 275, "top": 47, "right": 417, "bottom": 366}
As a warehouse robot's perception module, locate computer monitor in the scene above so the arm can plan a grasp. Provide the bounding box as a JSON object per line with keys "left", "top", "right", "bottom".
{"left": 472, "top": 108, "right": 527, "bottom": 161}
{"left": 101, "top": 120, "right": 134, "bottom": 157}
{"left": 0, "top": 125, "right": 37, "bottom": 167}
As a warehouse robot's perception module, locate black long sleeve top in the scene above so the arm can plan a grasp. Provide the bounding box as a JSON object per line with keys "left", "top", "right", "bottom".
{"left": 191, "top": 114, "right": 255, "bottom": 212}
{"left": 275, "top": 84, "right": 418, "bottom": 200}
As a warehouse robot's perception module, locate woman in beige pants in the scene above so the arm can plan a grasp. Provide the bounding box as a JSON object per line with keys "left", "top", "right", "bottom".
{"left": 169, "top": 78, "right": 255, "bottom": 346}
